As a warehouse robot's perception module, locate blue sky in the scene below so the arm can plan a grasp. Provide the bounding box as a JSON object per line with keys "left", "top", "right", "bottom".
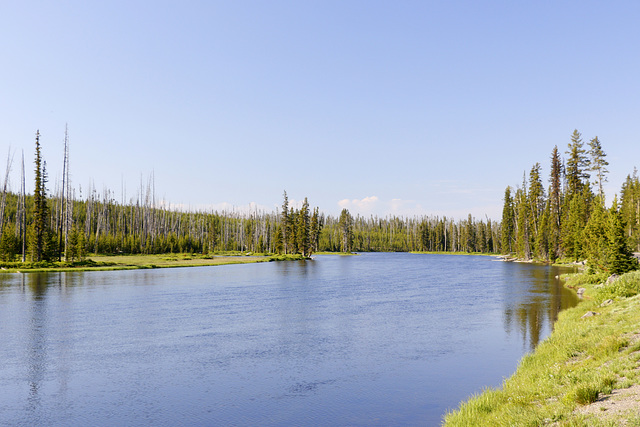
{"left": 1, "top": 1, "right": 640, "bottom": 220}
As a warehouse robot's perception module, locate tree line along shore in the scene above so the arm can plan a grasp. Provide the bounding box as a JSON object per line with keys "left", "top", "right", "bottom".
{"left": 1, "top": 130, "right": 504, "bottom": 267}
{"left": 1, "top": 128, "right": 639, "bottom": 273}
{"left": 445, "top": 130, "right": 640, "bottom": 425}
{"left": 2, "top": 128, "right": 639, "bottom": 273}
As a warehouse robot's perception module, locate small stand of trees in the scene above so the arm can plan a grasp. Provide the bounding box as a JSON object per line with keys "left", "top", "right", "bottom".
{"left": 274, "top": 191, "right": 321, "bottom": 257}
{"left": 501, "top": 130, "right": 639, "bottom": 274}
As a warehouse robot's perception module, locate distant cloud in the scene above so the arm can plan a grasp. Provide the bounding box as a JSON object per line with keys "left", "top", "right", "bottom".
{"left": 338, "top": 196, "right": 379, "bottom": 212}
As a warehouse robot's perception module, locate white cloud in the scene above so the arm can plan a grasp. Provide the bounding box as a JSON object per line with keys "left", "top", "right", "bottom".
{"left": 338, "top": 196, "right": 379, "bottom": 212}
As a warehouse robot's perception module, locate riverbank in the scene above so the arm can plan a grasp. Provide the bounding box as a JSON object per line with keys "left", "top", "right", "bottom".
{"left": 443, "top": 270, "right": 640, "bottom": 425}
{"left": 411, "top": 251, "right": 497, "bottom": 256}
{"left": 0, "top": 253, "right": 309, "bottom": 273}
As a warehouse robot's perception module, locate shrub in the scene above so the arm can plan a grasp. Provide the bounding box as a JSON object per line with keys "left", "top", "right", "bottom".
{"left": 597, "top": 271, "right": 640, "bottom": 299}
{"left": 570, "top": 384, "right": 600, "bottom": 405}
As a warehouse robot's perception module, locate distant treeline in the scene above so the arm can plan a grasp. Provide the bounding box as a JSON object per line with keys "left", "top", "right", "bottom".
{"left": 0, "top": 132, "right": 503, "bottom": 261}
{"left": 0, "top": 187, "right": 501, "bottom": 261}
{"left": 6, "top": 128, "right": 639, "bottom": 268}
{"left": 501, "top": 129, "right": 639, "bottom": 274}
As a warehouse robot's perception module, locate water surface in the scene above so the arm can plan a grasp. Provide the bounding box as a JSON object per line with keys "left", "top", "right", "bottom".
{"left": 0, "top": 253, "right": 577, "bottom": 426}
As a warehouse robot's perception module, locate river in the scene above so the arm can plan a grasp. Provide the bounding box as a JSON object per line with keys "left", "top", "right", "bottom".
{"left": 0, "top": 253, "right": 577, "bottom": 426}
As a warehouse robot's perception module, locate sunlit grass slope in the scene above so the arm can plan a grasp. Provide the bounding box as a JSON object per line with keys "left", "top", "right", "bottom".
{"left": 0, "top": 252, "right": 308, "bottom": 273}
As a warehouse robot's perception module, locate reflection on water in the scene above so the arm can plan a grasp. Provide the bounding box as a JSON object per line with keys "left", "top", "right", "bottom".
{"left": 0, "top": 254, "right": 579, "bottom": 426}
{"left": 501, "top": 263, "right": 578, "bottom": 351}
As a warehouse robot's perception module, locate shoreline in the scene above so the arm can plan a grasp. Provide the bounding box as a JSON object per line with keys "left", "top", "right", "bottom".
{"left": 0, "top": 251, "right": 499, "bottom": 274}
{"left": 0, "top": 253, "right": 309, "bottom": 274}
{"left": 443, "top": 270, "right": 640, "bottom": 425}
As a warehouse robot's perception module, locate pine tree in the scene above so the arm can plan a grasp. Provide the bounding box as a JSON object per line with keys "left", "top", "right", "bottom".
{"left": 561, "top": 185, "right": 592, "bottom": 262}
{"left": 607, "top": 197, "right": 639, "bottom": 274}
{"left": 588, "top": 136, "right": 609, "bottom": 203}
{"left": 0, "top": 229, "right": 18, "bottom": 261}
{"left": 32, "top": 131, "right": 50, "bottom": 261}
{"left": 535, "top": 201, "right": 550, "bottom": 260}
{"left": 338, "top": 208, "right": 353, "bottom": 253}
{"left": 528, "top": 162, "right": 545, "bottom": 242}
{"left": 296, "top": 197, "right": 310, "bottom": 256}
{"left": 620, "top": 169, "right": 640, "bottom": 252}
{"left": 548, "top": 146, "right": 563, "bottom": 260}
{"left": 274, "top": 224, "right": 284, "bottom": 254}
{"left": 309, "top": 207, "right": 321, "bottom": 253}
{"left": 466, "top": 214, "right": 476, "bottom": 252}
{"left": 501, "top": 186, "right": 515, "bottom": 254}
{"left": 76, "top": 224, "right": 86, "bottom": 260}
{"left": 584, "top": 197, "right": 608, "bottom": 272}
{"left": 565, "top": 129, "right": 590, "bottom": 199}
{"left": 288, "top": 207, "right": 297, "bottom": 254}
{"left": 281, "top": 191, "right": 289, "bottom": 254}
{"left": 514, "top": 182, "right": 531, "bottom": 259}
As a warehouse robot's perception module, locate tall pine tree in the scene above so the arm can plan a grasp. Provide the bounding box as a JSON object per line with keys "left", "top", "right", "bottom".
{"left": 501, "top": 186, "right": 515, "bottom": 254}
{"left": 588, "top": 136, "right": 609, "bottom": 203}
{"left": 565, "top": 129, "right": 590, "bottom": 199}
{"left": 607, "top": 197, "right": 639, "bottom": 274}
{"left": 548, "top": 146, "right": 563, "bottom": 260}
{"left": 32, "top": 131, "right": 50, "bottom": 262}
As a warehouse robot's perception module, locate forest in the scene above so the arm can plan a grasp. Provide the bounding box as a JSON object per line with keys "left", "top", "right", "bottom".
{"left": 0, "top": 129, "right": 639, "bottom": 272}
{"left": 0, "top": 131, "right": 500, "bottom": 264}
{"left": 500, "top": 129, "right": 639, "bottom": 274}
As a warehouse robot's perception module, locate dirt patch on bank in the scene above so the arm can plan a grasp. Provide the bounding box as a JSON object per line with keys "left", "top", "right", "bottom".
{"left": 576, "top": 384, "right": 640, "bottom": 424}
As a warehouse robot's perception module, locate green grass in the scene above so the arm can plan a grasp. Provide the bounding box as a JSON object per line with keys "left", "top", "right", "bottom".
{"left": 0, "top": 252, "right": 309, "bottom": 273}
{"left": 444, "top": 269, "right": 640, "bottom": 426}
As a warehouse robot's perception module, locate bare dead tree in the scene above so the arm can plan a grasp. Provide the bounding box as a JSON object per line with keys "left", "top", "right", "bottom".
{"left": 58, "top": 124, "right": 69, "bottom": 260}
{"left": 0, "top": 148, "right": 13, "bottom": 241}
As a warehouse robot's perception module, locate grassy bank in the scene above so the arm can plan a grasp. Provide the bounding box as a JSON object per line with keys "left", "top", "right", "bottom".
{"left": 0, "top": 252, "right": 309, "bottom": 273}
{"left": 444, "top": 270, "right": 640, "bottom": 426}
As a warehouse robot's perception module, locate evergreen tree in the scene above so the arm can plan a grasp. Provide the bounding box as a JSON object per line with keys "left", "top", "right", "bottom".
{"left": 565, "top": 129, "right": 590, "bottom": 199}
{"left": 535, "top": 201, "right": 550, "bottom": 260}
{"left": 338, "top": 208, "right": 353, "bottom": 253}
{"left": 583, "top": 197, "right": 608, "bottom": 272}
{"left": 309, "top": 207, "right": 321, "bottom": 253}
{"left": 514, "top": 182, "right": 531, "bottom": 259}
{"left": 296, "top": 197, "right": 310, "bottom": 256}
{"left": 501, "top": 186, "right": 515, "bottom": 254}
{"left": 0, "top": 229, "right": 18, "bottom": 261}
{"left": 548, "top": 146, "right": 563, "bottom": 260}
{"left": 528, "top": 162, "right": 545, "bottom": 242}
{"left": 607, "top": 197, "right": 639, "bottom": 274}
{"left": 273, "top": 224, "right": 284, "bottom": 254}
{"left": 588, "top": 136, "right": 609, "bottom": 203}
{"left": 620, "top": 169, "right": 640, "bottom": 252}
{"left": 32, "top": 131, "right": 50, "bottom": 261}
{"left": 288, "top": 207, "right": 297, "bottom": 253}
{"left": 466, "top": 214, "right": 476, "bottom": 252}
{"left": 281, "top": 191, "right": 289, "bottom": 254}
{"left": 561, "top": 185, "right": 592, "bottom": 262}
{"left": 76, "top": 224, "right": 86, "bottom": 260}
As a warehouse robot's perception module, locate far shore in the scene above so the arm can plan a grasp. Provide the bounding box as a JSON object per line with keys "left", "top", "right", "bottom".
{"left": 0, "top": 253, "right": 309, "bottom": 274}
{"left": 410, "top": 251, "right": 498, "bottom": 256}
